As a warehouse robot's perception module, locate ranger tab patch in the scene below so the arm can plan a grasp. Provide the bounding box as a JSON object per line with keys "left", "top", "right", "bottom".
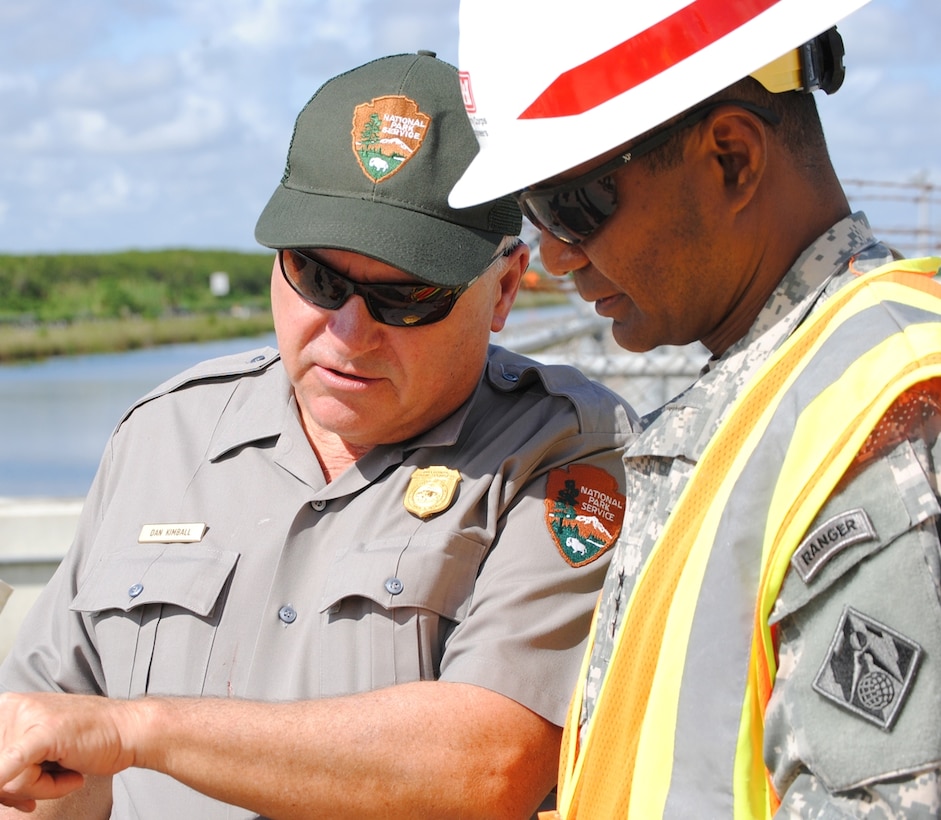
{"left": 791, "top": 508, "right": 877, "bottom": 583}
{"left": 545, "top": 465, "right": 624, "bottom": 567}
{"left": 813, "top": 606, "right": 922, "bottom": 731}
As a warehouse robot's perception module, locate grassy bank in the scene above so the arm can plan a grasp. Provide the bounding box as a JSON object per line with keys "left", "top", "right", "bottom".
{"left": 0, "top": 313, "right": 275, "bottom": 363}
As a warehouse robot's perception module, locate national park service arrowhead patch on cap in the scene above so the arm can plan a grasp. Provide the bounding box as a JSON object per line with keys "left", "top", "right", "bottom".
{"left": 545, "top": 465, "right": 625, "bottom": 567}
{"left": 351, "top": 95, "right": 430, "bottom": 183}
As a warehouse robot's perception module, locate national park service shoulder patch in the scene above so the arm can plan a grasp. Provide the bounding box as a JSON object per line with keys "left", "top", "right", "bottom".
{"left": 545, "top": 465, "right": 625, "bottom": 567}
{"left": 351, "top": 95, "right": 430, "bottom": 182}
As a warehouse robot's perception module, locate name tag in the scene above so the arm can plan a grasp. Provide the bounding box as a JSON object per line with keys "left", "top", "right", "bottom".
{"left": 138, "top": 523, "right": 208, "bottom": 543}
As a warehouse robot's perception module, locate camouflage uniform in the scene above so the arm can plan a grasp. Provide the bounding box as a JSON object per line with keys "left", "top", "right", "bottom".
{"left": 581, "top": 212, "right": 941, "bottom": 817}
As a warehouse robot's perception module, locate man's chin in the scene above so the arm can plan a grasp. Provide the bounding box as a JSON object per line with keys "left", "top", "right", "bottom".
{"left": 610, "top": 321, "right": 659, "bottom": 354}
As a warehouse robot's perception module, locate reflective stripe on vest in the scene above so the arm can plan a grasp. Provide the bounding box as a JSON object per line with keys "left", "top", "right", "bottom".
{"left": 552, "top": 258, "right": 941, "bottom": 819}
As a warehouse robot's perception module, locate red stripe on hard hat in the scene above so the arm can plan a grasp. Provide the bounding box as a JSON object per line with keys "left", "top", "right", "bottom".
{"left": 519, "top": 0, "right": 782, "bottom": 119}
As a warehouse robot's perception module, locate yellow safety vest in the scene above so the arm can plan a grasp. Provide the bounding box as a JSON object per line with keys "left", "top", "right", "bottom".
{"left": 550, "top": 257, "right": 941, "bottom": 819}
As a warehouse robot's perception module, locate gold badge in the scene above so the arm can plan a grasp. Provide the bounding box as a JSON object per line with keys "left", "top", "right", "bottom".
{"left": 351, "top": 95, "right": 430, "bottom": 183}
{"left": 404, "top": 467, "right": 461, "bottom": 519}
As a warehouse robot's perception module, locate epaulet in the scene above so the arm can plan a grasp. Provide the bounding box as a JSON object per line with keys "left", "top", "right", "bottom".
{"left": 485, "top": 345, "right": 638, "bottom": 430}
{"left": 117, "top": 346, "right": 280, "bottom": 425}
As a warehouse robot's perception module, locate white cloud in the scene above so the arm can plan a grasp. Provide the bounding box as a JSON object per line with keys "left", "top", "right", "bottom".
{"left": 0, "top": 0, "right": 936, "bottom": 254}
{"left": 226, "top": 0, "right": 288, "bottom": 47}
{"left": 54, "top": 56, "right": 180, "bottom": 107}
{"left": 53, "top": 170, "right": 140, "bottom": 216}
{"left": 59, "top": 93, "right": 229, "bottom": 154}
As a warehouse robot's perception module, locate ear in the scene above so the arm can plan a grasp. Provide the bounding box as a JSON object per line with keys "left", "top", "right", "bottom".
{"left": 700, "top": 106, "right": 768, "bottom": 214}
{"left": 490, "top": 242, "right": 529, "bottom": 333}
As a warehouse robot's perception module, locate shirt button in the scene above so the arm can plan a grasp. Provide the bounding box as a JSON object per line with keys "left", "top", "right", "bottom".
{"left": 278, "top": 605, "right": 297, "bottom": 624}
{"left": 311, "top": 500, "right": 327, "bottom": 511}
{"left": 128, "top": 583, "right": 144, "bottom": 598}
{"left": 502, "top": 371, "right": 519, "bottom": 382}
{"left": 384, "top": 577, "right": 404, "bottom": 595}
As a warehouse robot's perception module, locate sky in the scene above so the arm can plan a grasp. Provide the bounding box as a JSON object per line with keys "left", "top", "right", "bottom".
{"left": 1, "top": 0, "right": 939, "bottom": 258}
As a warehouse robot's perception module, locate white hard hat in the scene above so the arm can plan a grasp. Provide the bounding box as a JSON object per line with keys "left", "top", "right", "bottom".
{"left": 449, "top": 0, "right": 872, "bottom": 208}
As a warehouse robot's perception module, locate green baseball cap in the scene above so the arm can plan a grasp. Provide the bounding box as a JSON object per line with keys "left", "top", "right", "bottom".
{"left": 255, "top": 51, "right": 522, "bottom": 287}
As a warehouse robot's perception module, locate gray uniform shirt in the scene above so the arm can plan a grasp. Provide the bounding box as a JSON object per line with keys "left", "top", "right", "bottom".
{"left": 582, "top": 213, "right": 941, "bottom": 817}
{"left": 1, "top": 343, "right": 636, "bottom": 819}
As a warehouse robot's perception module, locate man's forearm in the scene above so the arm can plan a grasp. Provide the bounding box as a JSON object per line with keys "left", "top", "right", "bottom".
{"left": 0, "top": 682, "right": 560, "bottom": 819}
{"left": 140, "top": 681, "right": 559, "bottom": 818}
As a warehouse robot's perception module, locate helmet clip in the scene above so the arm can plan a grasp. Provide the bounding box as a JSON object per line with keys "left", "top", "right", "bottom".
{"left": 751, "top": 26, "right": 846, "bottom": 95}
{"left": 801, "top": 27, "right": 846, "bottom": 94}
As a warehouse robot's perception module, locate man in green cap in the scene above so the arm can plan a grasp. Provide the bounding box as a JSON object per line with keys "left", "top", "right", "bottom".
{"left": 0, "top": 52, "right": 635, "bottom": 819}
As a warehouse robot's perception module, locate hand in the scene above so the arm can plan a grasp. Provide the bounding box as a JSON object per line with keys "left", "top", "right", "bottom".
{"left": 0, "top": 692, "right": 135, "bottom": 810}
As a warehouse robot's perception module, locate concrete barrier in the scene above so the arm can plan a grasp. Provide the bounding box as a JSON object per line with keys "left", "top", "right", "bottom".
{"left": 0, "top": 497, "right": 80, "bottom": 660}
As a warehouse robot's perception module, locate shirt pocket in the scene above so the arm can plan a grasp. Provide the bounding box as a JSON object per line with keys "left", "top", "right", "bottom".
{"left": 70, "top": 545, "right": 239, "bottom": 698}
{"left": 317, "top": 532, "right": 485, "bottom": 697}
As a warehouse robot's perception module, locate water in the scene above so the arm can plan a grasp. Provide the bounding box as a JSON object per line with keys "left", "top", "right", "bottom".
{"left": 0, "top": 333, "right": 277, "bottom": 498}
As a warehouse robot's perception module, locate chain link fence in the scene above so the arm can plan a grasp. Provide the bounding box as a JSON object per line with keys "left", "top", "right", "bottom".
{"left": 499, "top": 299, "right": 707, "bottom": 417}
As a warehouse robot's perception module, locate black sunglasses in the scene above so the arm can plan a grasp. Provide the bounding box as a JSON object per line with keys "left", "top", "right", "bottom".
{"left": 278, "top": 248, "right": 478, "bottom": 327}
{"left": 515, "top": 100, "right": 781, "bottom": 245}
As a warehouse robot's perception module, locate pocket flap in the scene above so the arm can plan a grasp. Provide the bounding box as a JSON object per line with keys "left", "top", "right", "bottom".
{"left": 319, "top": 534, "right": 483, "bottom": 620}
{"left": 70, "top": 545, "right": 239, "bottom": 617}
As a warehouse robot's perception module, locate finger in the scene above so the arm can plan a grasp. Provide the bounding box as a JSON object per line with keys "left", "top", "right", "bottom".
{"left": 0, "top": 796, "right": 37, "bottom": 811}
{"left": 0, "top": 742, "right": 36, "bottom": 790}
{"left": 1, "top": 761, "right": 84, "bottom": 801}
{"left": 0, "top": 718, "right": 67, "bottom": 789}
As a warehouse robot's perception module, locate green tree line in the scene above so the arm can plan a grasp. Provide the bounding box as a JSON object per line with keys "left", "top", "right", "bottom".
{"left": 0, "top": 249, "right": 276, "bottom": 361}
{"left": 0, "top": 249, "right": 274, "bottom": 323}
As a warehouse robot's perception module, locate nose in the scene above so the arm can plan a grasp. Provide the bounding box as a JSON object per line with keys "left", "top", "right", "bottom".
{"left": 537, "top": 230, "right": 591, "bottom": 277}
{"left": 324, "top": 294, "right": 384, "bottom": 354}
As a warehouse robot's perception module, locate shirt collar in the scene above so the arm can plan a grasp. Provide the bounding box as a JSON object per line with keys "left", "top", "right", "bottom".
{"left": 721, "top": 212, "right": 883, "bottom": 362}
{"left": 207, "top": 360, "right": 291, "bottom": 461}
